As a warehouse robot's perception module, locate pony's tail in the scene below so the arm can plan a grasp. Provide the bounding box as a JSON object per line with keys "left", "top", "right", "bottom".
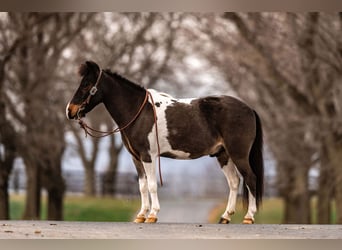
{"left": 244, "top": 110, "right": 264, "bottom": 209}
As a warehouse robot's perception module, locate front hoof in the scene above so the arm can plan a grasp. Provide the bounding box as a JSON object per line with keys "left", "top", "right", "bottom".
{"left": 242, "top": 218, "right": 254, "bottom": 224}
{"left": 134, "top": 215, "right": 146, "bottom": 223}
{"left": 218, "top": 217, "right": 230, "bottom": 224}
{"left": 145, "top": 216, "right": 158, "bottom": 223}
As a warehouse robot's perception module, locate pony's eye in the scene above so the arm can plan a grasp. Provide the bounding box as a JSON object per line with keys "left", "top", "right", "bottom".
{"left": 80, "top": 84, "right": 92, "bottom": 94}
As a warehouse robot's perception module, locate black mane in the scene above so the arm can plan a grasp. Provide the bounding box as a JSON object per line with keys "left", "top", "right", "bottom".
{"left": 104, "top": 70, "right": 145, "bottom": 92}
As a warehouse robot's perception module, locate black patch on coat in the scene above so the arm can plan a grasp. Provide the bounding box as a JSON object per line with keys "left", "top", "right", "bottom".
{"left": 164, "top": 96, "right": 256, "bottom": 160}
{"left": 164, "top": 99, "right": 220, "bottom": 159}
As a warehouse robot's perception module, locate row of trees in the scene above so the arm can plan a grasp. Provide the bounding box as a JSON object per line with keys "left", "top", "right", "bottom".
{"left": 0, "top": 13, "right": 190, "bottom": 220}
{"left": 1, "top": 12, "right": 342, "bottom": 223}
{"left": 198, "top": 13, "right": 342, "bottom": 223}
{"left": 0, "top": 13, "right": 95, "bottom": 219}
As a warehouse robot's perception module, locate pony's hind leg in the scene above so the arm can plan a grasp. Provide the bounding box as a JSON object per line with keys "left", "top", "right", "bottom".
{"left": 216, "top": 152, "right": 240, "bottom": 224}
{"left": 243, "top": 186, "right": 257, "bottom": 224}
{"left": 232, "top": 158, "right": 257, "bottom": 224}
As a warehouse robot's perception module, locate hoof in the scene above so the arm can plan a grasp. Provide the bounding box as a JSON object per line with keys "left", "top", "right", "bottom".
{"left": 134, "top": 215, "right": 146, "bottom": 223}
{"left": 242, "top": 218, "right": 254, "bottom": 224}
{"left": 145, "top": 216, "right": 158, "bottom": 223}
{"left": 218, "top": 217, "right": 230, "bottom": 224}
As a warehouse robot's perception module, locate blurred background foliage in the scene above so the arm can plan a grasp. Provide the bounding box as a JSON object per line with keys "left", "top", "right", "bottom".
{"left": 1, "top": 13, "right": 342, "bottom": 223}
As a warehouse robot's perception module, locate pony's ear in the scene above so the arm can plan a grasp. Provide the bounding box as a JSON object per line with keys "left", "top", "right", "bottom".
{"left": 86, "top": 61, "right": 100, "bottom": 74}
{"left": 78, "top": 63, "right": 89, "bottom": 76}
{"left": 78, "top": 61, "right": 100, "bottom": 77}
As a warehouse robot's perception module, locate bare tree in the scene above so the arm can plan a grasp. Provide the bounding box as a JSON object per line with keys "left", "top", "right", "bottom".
{"left": 101, "top": 133, "right": 123, "bottom": 196}
{"left": 67, "top": 113, "right": 102, "bottom": 196}
{"left": 0, "top": 14, "right": 19, "bottom": 219}
{"left": 2, "top": 13, "right": 94, "bottom": 219}
{"left": 65, "top": 13, "right": 184, "bottom": 196}
{"left": 189, "top": 12, "right": 342, "bottom": 223}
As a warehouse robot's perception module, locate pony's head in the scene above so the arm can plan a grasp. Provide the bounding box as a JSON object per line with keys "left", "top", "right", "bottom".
{"left": 66, "top": 61, "right": 103, "bottom": 120}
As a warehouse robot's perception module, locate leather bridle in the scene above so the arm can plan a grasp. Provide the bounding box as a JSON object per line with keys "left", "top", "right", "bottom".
{"left": 76, "top": 70, "right": 103, "bottom": 119}
{"left": 75, "top": 70, "right": 163, "bottom": 185}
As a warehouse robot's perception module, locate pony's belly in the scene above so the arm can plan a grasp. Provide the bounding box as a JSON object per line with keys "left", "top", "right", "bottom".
{"left": 159, "top": 135, "right": 224, "bottom": 160}
{"left": 160, "top": 149, "right": 192, "bottom": 160}
{"left": 148, "top": 128, "right": 193, "bottom": 159}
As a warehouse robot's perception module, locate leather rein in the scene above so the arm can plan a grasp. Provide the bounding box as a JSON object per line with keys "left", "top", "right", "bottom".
{"left": 76, "top": 70, "right": 163, "bottom": 186}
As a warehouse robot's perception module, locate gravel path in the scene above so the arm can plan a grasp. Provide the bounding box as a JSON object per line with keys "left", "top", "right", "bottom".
{"left": 1, "top": 221, "right": 342, "bottom": 239}
{"left": 157, "top": 197, "right": 221, "bottom": 223}
{"left": 2, "top": 198, "right": 341, "bottom": 239}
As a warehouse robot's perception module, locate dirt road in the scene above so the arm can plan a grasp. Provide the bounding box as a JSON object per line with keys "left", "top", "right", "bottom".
{"left": 157, "top": 197, "right": 220, "bottom": 223}
{"left": 1, "top": 221, "right": 341, "bottom": 239}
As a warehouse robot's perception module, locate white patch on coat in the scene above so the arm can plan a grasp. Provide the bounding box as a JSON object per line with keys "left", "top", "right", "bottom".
{"left": 245, "top": 186, "right": 257, "bottom": 220}
{"left": 147, "top": 89, "right": 193, "bottom": 159}
{"left": 221, "top": 160, "right": 240, "bottom": 221}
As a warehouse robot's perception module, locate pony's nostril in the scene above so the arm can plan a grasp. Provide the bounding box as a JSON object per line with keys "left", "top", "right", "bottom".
{"left": 67, "top": 110, "right": 73, "bottom": 119}
{"left": 66, "top": 109, "right": 72, "bottom": 119}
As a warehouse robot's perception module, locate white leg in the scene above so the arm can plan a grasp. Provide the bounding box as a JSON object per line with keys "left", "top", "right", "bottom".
{"left": 134, "top": 175, "right": 150, "bottom": 223}
{"left": 143, "top": 159, "right": 160, "bottom": 223}
{"left": 243, "top": 186, "right": 257, "bottom": 224}
{"left": 221, "top": 160, "right": 240, "bottom": 223}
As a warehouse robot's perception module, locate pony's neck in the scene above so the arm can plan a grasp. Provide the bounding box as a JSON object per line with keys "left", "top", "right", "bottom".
{"left": 102, "top": 73, "right": 146, "bottom": 128}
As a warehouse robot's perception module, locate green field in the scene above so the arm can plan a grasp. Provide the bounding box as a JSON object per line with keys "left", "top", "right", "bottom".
{"left": 9, "top": 194, "right": 140, "bottom": 221}
{"left": 208, "top": 197, "right": 337, "bottom": 224}
{"left": 208, "top": 197, "right": 284, "bottom": 224}
{"left": 9, "top": 195, "right": 336, "bottom": 223}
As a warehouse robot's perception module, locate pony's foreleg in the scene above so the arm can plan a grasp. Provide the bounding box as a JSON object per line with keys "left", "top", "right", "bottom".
{"left": 143, "top": 159, "right": 160, "bottom": 223}
{"left": 133, "top": 159, "right": 150, "bottom": 223}
{"left": 134, "top": 175, "right": 150, "bottom": 223}
{"left": 220, "top": 160, "right": 240, "bottom": 224}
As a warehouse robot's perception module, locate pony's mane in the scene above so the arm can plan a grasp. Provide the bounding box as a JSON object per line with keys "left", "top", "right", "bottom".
{"left": 104, "top": 70, "right": 145, "bottom": 92}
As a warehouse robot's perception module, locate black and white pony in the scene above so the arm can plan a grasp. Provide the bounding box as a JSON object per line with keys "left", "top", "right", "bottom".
{"left": 66, "top": 61, "right": 264, "bottom": 224}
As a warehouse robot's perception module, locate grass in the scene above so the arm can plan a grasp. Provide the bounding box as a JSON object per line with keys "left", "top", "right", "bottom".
{"left": 208, "top": 197, "right": 284, "bottom": 224}
{"left": 10, "top": 195, "right": 337, "bottom": 223}
{"left": 9, "top": 194, "right": 140, "bottom": 222}
{"left": 208, "top": 197, "right": 337, "bottom": 224}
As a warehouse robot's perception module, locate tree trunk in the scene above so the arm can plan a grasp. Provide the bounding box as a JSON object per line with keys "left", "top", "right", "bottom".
{"left": 0, "top": 131, "right": 15, "bottom": 220}
{"left": 0, "top": 90, "right": 16, "bottom": 219}
{"left": 69, "top": 124, "right": 100, "bottom": 197}
{"left": 317, "top": 143, "right": 334, "bottom": 223}
{"left": 42, "top": 165, "right": 65, "bottom": 221}
{"left": 46, "top": 169, "right": 65, "bottom": 220}
{"left": 279, "top": 161, "right": 311, "bottom": 224}
{"left": 0, "top": 173, "right": 10, "bottom": 220}
{"left": 84, "top": 164, "right": 96, "bottom": 196}
{"left": 47, "top": 187, "right": 64, "bottom": 220}
{"left": 283, "top": 192, "right": 311, "bottom": 224}
{"left": 324, "top": 133, "right": 342, "bottom": 223}
{"left": 102, "top": 134, "right": 121, "bottom": 196}
{"left": 23, "top": 163, "right": 41, "bottom": 220}
{"left": 102, "top": 169, "right": 117, "bottom": 196}
{"left": 0, "top": 145, "right": 15, "bottom": 220}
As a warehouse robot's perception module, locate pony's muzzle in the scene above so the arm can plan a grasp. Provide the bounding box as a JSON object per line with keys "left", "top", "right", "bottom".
{"left": 66, "top": 103, "right": 82, "bottom": 120}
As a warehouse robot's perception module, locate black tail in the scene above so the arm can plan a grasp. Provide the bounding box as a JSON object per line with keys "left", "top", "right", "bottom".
{"left": 244, "top": 110, "right": 264, "bottom": 209}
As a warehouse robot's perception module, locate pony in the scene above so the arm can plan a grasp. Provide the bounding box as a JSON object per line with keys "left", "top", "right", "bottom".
{"left": 66, "top": 61, "right": 264, "bottom": 224}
